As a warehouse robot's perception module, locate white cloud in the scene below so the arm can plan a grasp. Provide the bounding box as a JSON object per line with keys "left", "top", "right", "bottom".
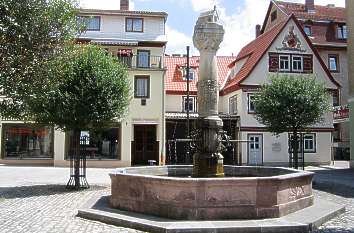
{"left": 165, "top": 25, "right": 195, "bottom": 55}
{"left": 190, "top": 0, "right": 219, "bottom": 12}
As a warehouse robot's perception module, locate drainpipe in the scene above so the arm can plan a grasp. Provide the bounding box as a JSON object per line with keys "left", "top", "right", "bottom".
{"left": 347, "top": 0, "right": 354, "bottom": 168}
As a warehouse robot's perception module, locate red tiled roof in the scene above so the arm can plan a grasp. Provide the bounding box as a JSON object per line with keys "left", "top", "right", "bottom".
{"left": 222, "top": 18, "right": 289, "bottom": 94}
{"left": 275, "top": 1, "right": 345, "bottom": 22}
{"left": 165, "top": 56, "right": 235, "bottom": 94}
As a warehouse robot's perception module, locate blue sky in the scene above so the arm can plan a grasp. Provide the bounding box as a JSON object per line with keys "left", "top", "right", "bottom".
{"left": 80, "top": 0, "right": 346, "bottom": 55}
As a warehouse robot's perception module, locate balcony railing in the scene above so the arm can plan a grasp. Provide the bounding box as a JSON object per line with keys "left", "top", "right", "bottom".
{"left": 117, "top": 55, "right": 162, "bottom": 69}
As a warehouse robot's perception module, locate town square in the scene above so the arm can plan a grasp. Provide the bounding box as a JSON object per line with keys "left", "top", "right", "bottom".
{"left": 0, "top": 0, "right": 353, "bottom": 232}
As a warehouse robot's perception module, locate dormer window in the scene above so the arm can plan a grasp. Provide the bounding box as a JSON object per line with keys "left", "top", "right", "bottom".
{"left": 271, "top": 11, "right": 277, "bottom": 22}
{"left": 78, "top": 16, "right": 100, "bottom": 31}
{"left": 304, "top": 26, "right": 312, "bottom": 36}
{"left": 126, "top": 18, "right": 143, "bottom": 32}
{"left": 337, "top": 25, "right": 347, "bottom": 39}
{"left": 182, "top": 67, "right": 195, "bottom": 81}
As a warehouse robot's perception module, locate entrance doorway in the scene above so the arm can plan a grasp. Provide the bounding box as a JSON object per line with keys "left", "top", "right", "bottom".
{"left": 247, "top": 134, "right": 263, "bottom": 165}
{"left": 132, "top": 125, "right": 158, "bottom": 165}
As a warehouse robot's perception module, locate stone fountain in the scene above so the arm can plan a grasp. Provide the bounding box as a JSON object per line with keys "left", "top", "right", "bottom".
{"left": 109, "top": 7, "right": 314, "bottom": 220}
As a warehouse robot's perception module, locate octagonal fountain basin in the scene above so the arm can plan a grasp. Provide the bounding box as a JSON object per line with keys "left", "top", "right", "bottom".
{"left": 109, "top": 165, "right": 314, "bottom": 220}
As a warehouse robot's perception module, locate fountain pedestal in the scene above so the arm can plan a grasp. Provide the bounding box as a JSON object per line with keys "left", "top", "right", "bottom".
{"left": 192, "top": 8, "right": 225, "bottom": 177}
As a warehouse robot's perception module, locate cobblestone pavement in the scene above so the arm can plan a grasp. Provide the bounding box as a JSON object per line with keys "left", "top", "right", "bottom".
{"left": 0, "top": 184, "right": 143, "bottom": 233}
{"left": 1, "top": 166, "right": 354, "bottom": 233}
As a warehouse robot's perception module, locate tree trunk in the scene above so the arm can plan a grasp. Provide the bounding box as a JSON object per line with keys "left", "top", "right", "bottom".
{"left": 73, "top": 129, "right": 81, "bottom": 188}
{"left": 292, "top": 130, "right": 299, "bottom": 169}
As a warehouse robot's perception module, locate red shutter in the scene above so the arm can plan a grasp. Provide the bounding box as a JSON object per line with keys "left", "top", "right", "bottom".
{"left": 303, "top": 54, "right": 313, "bottom": 73}
{"left": 268, "top": 53, "right": 279, "bottom": 72}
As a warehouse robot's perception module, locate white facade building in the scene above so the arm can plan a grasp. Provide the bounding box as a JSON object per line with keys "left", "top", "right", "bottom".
{"left": 0, "top": 0, "right": 167, "bottom": 167}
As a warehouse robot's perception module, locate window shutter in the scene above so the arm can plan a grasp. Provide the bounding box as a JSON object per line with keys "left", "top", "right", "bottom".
{"left": 303, "top": 54, "right": 313, "bottom": 73}
{"left": 268, "top": 53, "right": 279, "bottom": 72}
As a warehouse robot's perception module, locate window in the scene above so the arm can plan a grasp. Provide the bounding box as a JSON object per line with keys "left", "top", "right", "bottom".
{"left": 271, "top": 11, "right": 277, "bottom": 22}
{"left": 333, "top": 90, "right": 340, "bottom": 106}
{"left": 134, "top": 76, "right": 150, "bottom": 98}
{"left": 248, "top": 94, "right": 256, "bottom": 113}
{"left": 337, "top": 25, "right": 347, "bottom": 39}
{"left": 333, "top": 124, "right": 341, "bottom": 142}
{"left": 303, "top": 134, "right": 316, "bottom": 153}
{"left": 328, "top": 54, "right": 339, "bottom": 72}
{"left": 288, "top": 133, "right": 316, "bottom": 153}
{"left": 182, "top": 96, "right": 196, "bottom": 112}
{"left": 68, "top": 128, "right": 121, "bottom": 160}
{"left": 3, "top": 124, "right": 54, "bottom": 159}
{"left": 304, "top": 26, "right": 312, "bottom": 36}
{"left": 78, "top": 16, "right": 100, "bottom": 31}
{"left": 182, "top": 68, "right": 195, "bottom": 81}
{"left": 292, "top": 55, "right": 303, "bottom": 72}
{"left": 229, "top": 95, "right": 237, "bottom": 115}
{"left": 279, "top": 55, "right": 290, "bottom": 71}
{"left": 126, "top": 18, "right": 143, "bottom": 32}
{"left": 137, "top": 50, "right": 150, "bottom": 68}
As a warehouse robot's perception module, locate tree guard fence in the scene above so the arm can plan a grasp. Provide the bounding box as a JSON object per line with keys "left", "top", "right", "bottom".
{"left": 66, "top": 135, "right": 89, "bottom": 189}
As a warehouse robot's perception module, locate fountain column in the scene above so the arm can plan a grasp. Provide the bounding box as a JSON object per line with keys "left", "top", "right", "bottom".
{"left": 192, "top": 8, "right": 225, "bottom": 177}
{"left": 347, "top": 0, "right": 354, "bottom": 168}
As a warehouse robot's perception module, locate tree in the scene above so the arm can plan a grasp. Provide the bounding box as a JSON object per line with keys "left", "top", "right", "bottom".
{"left": 253, "top": 74, "right": 330, "bottom": 169}
{"left": 29, "top": 44, "right": 131, "bottom": 188}
{"left": 0, "top": 0, "right": 79, "bottom": 119}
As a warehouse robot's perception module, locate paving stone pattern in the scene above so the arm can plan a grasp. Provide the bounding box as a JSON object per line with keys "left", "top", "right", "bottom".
{"left": 0, "top": 184, "right": 143, "bottom": 233}
{"left": 0, "top": 166, "right": 354, "bottom": 233}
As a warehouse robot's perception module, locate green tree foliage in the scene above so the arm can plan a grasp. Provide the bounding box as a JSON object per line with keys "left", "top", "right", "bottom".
{"left": 30, "top": 44, "right": 131, "bottom": 132}
{"left": 254, "top": 74, "right": 331, "bottom": 168}
{"left": 0, "top": 0, "right": 79, "bottom": 119}
{"left": 30, "top": 44, "right": 131, "bottom": 188}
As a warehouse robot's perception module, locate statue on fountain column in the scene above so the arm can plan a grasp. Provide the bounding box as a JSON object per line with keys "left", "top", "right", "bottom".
{"left": 192, "top": 6, "right": 225, "bottom": 177}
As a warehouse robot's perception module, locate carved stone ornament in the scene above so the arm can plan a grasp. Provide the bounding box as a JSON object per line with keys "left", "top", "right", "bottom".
{"left": 193, "top": 7, "right": 225, "bottom": 52}
{"left": 277, "top": 26, "right": 307, "bottom": 52}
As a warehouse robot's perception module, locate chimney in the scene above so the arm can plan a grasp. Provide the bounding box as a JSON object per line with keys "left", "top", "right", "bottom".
{"left": 120, "top": 0, "right": 129, "bottom": 11}
{"left": 256, "top": 24, "right": 261, "bottom": 38}
{"left": 305, "top": 0, "right": 315, "bottom": 12}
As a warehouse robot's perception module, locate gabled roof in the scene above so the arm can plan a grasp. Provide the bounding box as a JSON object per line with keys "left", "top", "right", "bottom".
{"left": 222, "top": 18, "right": 289, "bottom": 94}
{"left": 274, "top": 1, "right": 345, "bottom": 22}
{"left": 222, "top": 14, "right": 339, "bottom": 95}
{"left": 165, "top": 56, "right": 235, "bottom": 95}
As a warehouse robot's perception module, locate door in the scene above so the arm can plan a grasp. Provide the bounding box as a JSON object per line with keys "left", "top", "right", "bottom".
{"left": 132, "top": 125, "right": 158, "bottom": 165}
{"left": 137, "top": 50, "right": 150, "bottom": 68}
{"left": 247, "top": 134, "right": 263, "bottom": 165}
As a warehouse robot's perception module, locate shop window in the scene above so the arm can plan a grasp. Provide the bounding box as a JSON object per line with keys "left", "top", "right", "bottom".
{"left": 3, "top": 124, "right": 54, "bottom": 159}
{"left": 68, "top": 128, "right": 121, "bottom": 160}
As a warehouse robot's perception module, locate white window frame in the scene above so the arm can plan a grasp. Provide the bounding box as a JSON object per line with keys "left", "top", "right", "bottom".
{"left": 248, "top": 94, "right": 256, "bottom": 113}
{"left": 337, "top": 25, "right": 347, "bottom": 39}
{"left": 303, "top": 133, "right": 316, "bottom": 153}
{"left": 288, "top": 133, "right": 316, "bottom": 153}
{"left": 292, "top": 55, "right": 303, "bottom": 72}
{"left": 229, "top": 95, "right": 237, "bottom": 115}
{"left": 182, "top": 68, "right": 195, "bottom": 81}
{"left": 182, "top": 96, "right": 196, "bottom": 112}
{"left": 279, "top": 55, "right": 290, "bottom": 72}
